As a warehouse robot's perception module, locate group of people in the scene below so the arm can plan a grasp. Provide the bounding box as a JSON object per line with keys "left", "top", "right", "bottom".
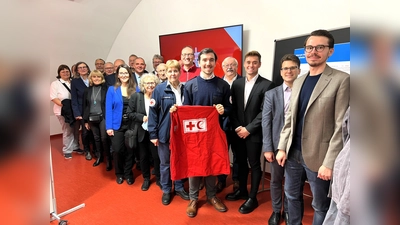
{"left": 50, "top": 29, "right": 350, "bottom": 225}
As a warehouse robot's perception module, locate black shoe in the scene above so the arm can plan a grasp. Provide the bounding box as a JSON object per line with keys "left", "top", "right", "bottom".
{"left": 73, "top": 149, "right": 84, "bottom": 154}
{"left": 283, "top": 212, "right": 289, "bottom": 225}
{"left": 141, "top": 178, "right": 150, "bottom": 191}
{"left": 162, "top": 193, "right": 172, "bottom": 205}
{"left": 64, "top": 153, "right": 72, "bottom": 159}
{"left": 85, "top": 152, "right": 92, "bottom": 160}
{"left": 175, "top": 189, "right": 190, "bottom": 200}
{"left": 93, "top": 156, "right": 103, "bottom": 167}
{"left": 239, "top": 198, "right": 258, "bottom": 214}
{"left": 116, "top": 177, "right": 124, "bottom": 184}
{"left": 268, "top": 211, "right": 281, "bottom": 225}
{"left": 126, "top": 177, "right": 134, "bottom": 185}
{"left": 225, "top": 190, "right": 248, "bottom": 201}
{"left": 106, "top": 159, "right": 112, "bottom": 171}
{"left": 216, "top": 181, "right": 226, "bottom": 193}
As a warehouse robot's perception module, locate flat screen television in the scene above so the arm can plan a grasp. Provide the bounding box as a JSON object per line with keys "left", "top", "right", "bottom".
{"left": 272, "top": 27, "right": 350, "bottom": 85}
{"left": 159, "top": 24, "right": 243, "bottom": 82}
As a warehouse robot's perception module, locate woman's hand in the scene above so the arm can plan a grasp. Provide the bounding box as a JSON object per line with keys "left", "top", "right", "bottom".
{"left": 169, "top": 104, "right": 178, "bottom": 113}
{"left": 150, "top": 139, "right": 159, "bottom": 146}
{"left": 107, "top": 129, "right": 114, "bottom": 136}
{"left": 85, "top": 123, "right": 90, "bottom": 130}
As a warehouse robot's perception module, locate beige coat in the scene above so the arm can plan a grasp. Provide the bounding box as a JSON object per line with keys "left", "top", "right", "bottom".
{"left": 277, "top": 65, "right": 350, "bottom": 172}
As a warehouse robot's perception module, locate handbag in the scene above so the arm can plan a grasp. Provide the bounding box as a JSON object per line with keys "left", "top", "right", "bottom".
{"left": 125, "top": 124, "right": 138, "bottom": 149}
{"left": 88, "top": 113, "right": 102, "bottom": 123}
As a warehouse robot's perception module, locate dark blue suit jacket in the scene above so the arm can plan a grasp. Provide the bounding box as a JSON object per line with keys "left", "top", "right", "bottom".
{"left": 71, "top": 77, "right": 89, "bottom": 118}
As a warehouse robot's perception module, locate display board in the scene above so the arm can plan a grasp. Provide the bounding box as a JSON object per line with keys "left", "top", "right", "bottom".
{"left": 159, "top": 24, "right": 243, "bottom": 82}
{"left": 272, "top": 27, "right": 350, "bottom": 85}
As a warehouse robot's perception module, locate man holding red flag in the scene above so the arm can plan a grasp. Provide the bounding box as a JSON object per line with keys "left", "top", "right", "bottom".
{"left": 170, "top": 48, "right": 231, "bottom": 218}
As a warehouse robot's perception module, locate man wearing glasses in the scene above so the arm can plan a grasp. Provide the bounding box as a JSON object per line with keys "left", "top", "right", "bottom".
{"left": 180, "top": 46, "right": 201, "bottom": 83}
{"left": 262, "top": 54, "right": 301, "bottom": 225}
{"left": 276, "top": 30, "right": 350, "bottom": 225}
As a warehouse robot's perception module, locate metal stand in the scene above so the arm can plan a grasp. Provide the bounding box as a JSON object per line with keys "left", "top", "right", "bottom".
{"left": 258, "top": 156, "right": 270, "bottom": 193}
{"left": 50, "top": 148, "right": 85, "bottom": 225}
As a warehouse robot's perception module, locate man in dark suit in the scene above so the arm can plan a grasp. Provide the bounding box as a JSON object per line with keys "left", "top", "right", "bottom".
{"left": 225, "top": 51, "right": 275, "bottom": 214}
{"left": 262, "top": 54, "right": 301, "bottom": 225}
{"left": 132, "top": 57, "right": 146, "bottom": 91}
{"left": 105, "top": 59, "right": 125, "bottom": 87}
{"left": 216, "top": 56, "right": 242, "bottom": 194}
{"left": 276, "top": 30, "right": 350, "bottom": 225}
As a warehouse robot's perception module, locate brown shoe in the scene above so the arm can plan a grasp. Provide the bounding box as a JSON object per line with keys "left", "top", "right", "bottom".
{"left": 186, "top": 200, "right": 198, "bottom": 218}
{"left": 208, "top": 196, "right": 227, "bottom": 212}
{"left": 233, "top": 180, "right": 239, "bottom": 192}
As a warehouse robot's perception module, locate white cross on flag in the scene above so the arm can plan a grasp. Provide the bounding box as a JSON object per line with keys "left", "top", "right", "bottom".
{"left": 183, "top": 118, "right": 207, "bottom": 133}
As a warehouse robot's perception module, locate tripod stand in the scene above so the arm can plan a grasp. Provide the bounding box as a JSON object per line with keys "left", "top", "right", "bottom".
{"left": 50, "top": 148, "right": 85, "bottom": 225}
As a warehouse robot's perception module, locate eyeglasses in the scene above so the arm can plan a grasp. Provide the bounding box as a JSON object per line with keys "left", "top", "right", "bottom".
{"left": 222, "top": 64, "right": 237, "bottom": 68}
{"left": 144, "top": 82, "right": 155, "bottom": 85}
{"left": 281, "top": 66, "right": 298, "bottom": 71}
{"left": 78, "top": 66, "right": 87, "bottom": 69}
{"left": 105, "top": 67, "right": 114, "bottom": 70}
{"left": 119, "top": 72, "right": 129, "bottom": 75}
{"left": 181, "top": 53, "right": 194, "bottom": 57}
{"left": 304, "top": 45, "right": 330, "bottom": 52}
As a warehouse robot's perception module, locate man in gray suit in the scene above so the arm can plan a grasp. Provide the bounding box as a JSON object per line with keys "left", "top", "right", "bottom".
{"left": 262, "top": 54, "right": 301, "bottom": 225}
{"left": 276, "top": 30, "right": 350, "bottom": 225}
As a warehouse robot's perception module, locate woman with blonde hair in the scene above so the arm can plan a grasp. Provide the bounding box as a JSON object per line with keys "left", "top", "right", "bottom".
{"left": 82, "top": 70, "right": 112, "bottom": 170}
{"left": 148, "top": 60, "right": 189, "bottom": 204}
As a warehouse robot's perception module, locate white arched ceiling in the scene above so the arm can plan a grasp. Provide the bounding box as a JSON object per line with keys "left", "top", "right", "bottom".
{"left": 48, "top": 0, "right": 142, "bottom": 134}
{"left": 49, "top": 0, "right": 142, "bottom": 72}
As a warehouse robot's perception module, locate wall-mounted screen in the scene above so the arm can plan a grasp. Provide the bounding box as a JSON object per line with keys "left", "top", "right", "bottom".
{"left": 272, "top": 27, "right": 350, "bottom": 85}
{"left": 159, "top": 24, "right": 243, "bottom": 83}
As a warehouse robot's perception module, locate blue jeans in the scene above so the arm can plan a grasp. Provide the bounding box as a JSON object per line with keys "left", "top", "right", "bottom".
{"left": 158, "top": 142, "right": 185, "bottom": 193}
{"left": 285, "top": 150, "right": 330, "bottom": 225}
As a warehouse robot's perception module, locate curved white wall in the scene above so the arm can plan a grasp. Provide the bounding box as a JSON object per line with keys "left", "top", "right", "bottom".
{"left": 107, "top": 0, "right": 350, "bottom": 79}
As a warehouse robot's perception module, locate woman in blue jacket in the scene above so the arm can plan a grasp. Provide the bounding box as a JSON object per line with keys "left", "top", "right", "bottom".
{"left": 148, "top": 60, "right": 189, "bottom": 205}
{"left": 106, "top": 64, "right": 137, "bottom": 185}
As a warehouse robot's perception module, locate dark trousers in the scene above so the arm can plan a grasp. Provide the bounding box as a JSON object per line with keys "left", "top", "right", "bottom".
{"left": 218, "top": 130, "right": 239, "bottom": 183}
{"left": 270, "top": 150, "right": 289, "bottom": 213}
{"left": 158, "top": 142, "right": 185, "bottom": 193}
{"left": 138, "top": 131, "right": 160, "bottom": 179}
{"left": 89, "top": 119, "right": 110, "bottom": 159}
{"left": 235, "top": 137, "right": 262, "bottom": 199}
{"left": 285, "top": 150, "right": 329, "bottom": 225}
{"left": 74, "top": 119, "right": 90, "bottom": 152}
{"left": 111, "top": 126, "right": 134, "bottom": 179}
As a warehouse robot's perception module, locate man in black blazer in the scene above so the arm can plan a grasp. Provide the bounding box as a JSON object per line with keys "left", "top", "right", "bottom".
{"left": 105, "top": 59, "right": 125, "bottom": 87}
{"left": 225, "top": 51, "right": 275, "bottom": 214}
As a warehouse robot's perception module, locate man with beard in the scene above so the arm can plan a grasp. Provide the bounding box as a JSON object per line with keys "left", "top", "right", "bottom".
{"left": 276, "top": 29, "right": 350, "bottom": 225}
